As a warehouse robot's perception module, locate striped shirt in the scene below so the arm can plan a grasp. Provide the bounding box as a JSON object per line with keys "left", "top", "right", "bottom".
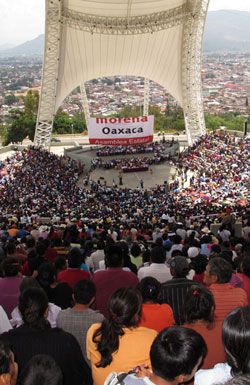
{"left": 209, "top": 283, "right": 248, "bottom": 322}
{"left": 160, "top": 278, "right": 197, "bottom": 325}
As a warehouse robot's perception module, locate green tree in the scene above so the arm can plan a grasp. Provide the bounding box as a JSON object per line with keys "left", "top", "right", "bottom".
{"left": 3, "top": 91, "right": 39, "bottom": 145}
{"left": 4, "top": 94, "right": 18, "bottom": 106}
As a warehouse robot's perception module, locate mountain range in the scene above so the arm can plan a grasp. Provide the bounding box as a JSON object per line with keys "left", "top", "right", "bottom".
{"left": 1, "top": 10, "right": 250, "bottom": 57}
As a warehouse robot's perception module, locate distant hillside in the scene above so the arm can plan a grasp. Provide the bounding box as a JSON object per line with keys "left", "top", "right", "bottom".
{"left": 0, "top": 34, "right": 44, "bottom": 57}
{"left": 204, "top": 10, "right": 250, "bottom": 52}
{"left": 1, "top": 10, "right": 250, "bottom": 57}
{"left": 0, "top": 43, "right": 15, "bottom": 51}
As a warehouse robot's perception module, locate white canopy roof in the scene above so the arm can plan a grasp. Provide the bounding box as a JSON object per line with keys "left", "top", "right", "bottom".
{"left": 55, "top": 0, "right": 191, "bottom": 110}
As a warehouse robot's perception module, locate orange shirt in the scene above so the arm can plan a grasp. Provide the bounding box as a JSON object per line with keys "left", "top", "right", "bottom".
{"left": 139, "top": 303, "right": 175, "bottom": 332}
{"left": 236, "top": 273, "right": 250, "bottom": 304}
{"left": 209, "top": 283, "right": 248, "bottom": 322}
{"left": 184, "top": 321, "right": 225, "bottom": 369}
{"left": 87, "top": 324, "right": 157, "bottom": 385}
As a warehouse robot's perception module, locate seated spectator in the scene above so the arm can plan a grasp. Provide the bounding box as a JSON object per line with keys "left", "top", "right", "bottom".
{"left": 161, "top": 256, "right": 196, "bottom": 325}
{"left": 0, "top": 340, "right": 18, "bottom": 385}
{"left": 236, "top": 258, "right": 250, "bottom": 303}
{"left": 138, "top": 246, "right": 171, "bottom": 283}
{"left": 87, "top": 288, "right": 157, "bottom": 385}
{"left": 138, "top": 277, "right": 174, "bottom": 332}
{"left": 106, "top": 327, "right": 207, "bottom": 385}
{"left": 92, "top": 245, "right": 139, "bottom": 317}
{"left": 11, "top": 277, "right": 61, "bottom": 328}
{"left": 130, "top": 242, "right": 143, "bottom": 269}
{"left": 87, "top": 241, "right": 106, "bottom": 272}
{"left": 0, "top": 306, "right": 12, "bottom": 333}
{"left": 0, "top": 258, "right": 22, "bottom": 318}
{"left": 204, "top": 258, "right": 248, "bottom": 321}
{"left": 57, "top": 247, "right": 90, "bottom": 289}
{"left": 37, "top": 262, "right": 73, "bottom": 309}
{"left": 1, "top": 287, "right": 92, "bottom": 385}
{"left": 183, "top": 285, "right": 225, "bottom": 369}
{"left": 21, "top": 354, "right": 63, "bottom": 385}
{"left": 194, "top": 306, "right": 250, "bottom": 385}
{"left": 189, "top": 254, "right": 208, "bottom": 284}
{"left": 57, "top": 280, "right": 104, "bottom": 364}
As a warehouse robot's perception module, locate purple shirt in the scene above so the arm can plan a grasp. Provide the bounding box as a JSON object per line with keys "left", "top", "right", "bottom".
{"left": 92, "top": 268, "right": 139, "bottom": 317}
{"left": 0, "top": 277, "right": 23, "bottom": 318}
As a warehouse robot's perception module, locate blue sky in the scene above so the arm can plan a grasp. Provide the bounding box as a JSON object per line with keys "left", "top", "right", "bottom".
{"left": 1, "top": 0, "right": 250, "bottom": 46}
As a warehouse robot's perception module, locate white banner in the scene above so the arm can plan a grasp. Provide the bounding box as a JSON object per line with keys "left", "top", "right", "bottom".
{"left": 88, "top": 115, "right": 154, "bottom": 146}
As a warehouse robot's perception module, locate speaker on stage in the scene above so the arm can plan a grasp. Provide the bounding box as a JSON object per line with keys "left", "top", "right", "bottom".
{"left": 244, "top": 121, "right": 248, "bottom": 137}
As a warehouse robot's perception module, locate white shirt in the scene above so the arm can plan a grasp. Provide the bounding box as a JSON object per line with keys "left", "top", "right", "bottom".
{"left": 11, "top": 302, "right": 61, "bottom": 328}
{"left": 138, "top": 263, "right": 172, "bottom": 283}
{"left": 0, "top": 306, "right": 12, "bottom": 334}
{"left": 194, "top": 363, "right": 232, "bottom": 385}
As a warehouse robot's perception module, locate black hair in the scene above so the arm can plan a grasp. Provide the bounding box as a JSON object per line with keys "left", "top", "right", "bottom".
{"left": 130, "top": 243, "right": 141, "bottom": 258}
{"left": 242, "top": 258, "right": 250, "bottom": 278}
{"left": 74, "top": 280, "right": 96, "bottom": 304}
{"left": 1, "top": 257, "right": 19, "bottom": 277}
{"left": 184, "top": 285, "right": 215, "bottom": 324}
{"left": 0, "top": 340, "right": 13, "bottom": 375}
{"left": 104, "top": 245, "right": 123, "bottom": 268}
{"left": 150, "top": 246, "right": 166, "bottom": 264}
{"left": 18, "top": 288, "right": 50, "bottom": 330}
{"left": 36, "top": 242, "right": 47, "bottom": 257}
{"left": 68, "top": 248, "right": 82, "bottom": 268}
{"left": 150, "top": 327, "right": 207, "bottom": 381}
{"left": 54, "top": 257, "right": 67, "bottom": 272}
{"left": 208, "top": 257, "right": 232, "bottom": 283}
{"left": 222, "top": 306, "right": 250, "bottom": 376}
{"left": 21, "top": 354, "right": 63, "bottom": 385}
{"left": 20, "top": 277, "right": 41, "bottom": 293}
{"left": 138, "top": 277, "right": 161, "bottom": 303}
{"left": 93, "top": 288, "right": 142, "bottom": 368}
{"left": 26, "top": 236, "right": 36, "bottom": 249}
{"left": 37, "top": 262, "right": 56, "bottom": 287}
{"left": 225, "top": 375, "right": 250, "bottom": 385}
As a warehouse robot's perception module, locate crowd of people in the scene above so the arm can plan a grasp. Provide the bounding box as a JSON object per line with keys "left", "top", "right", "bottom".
{"left": 0, "top": 132, "right": 249, "bottom": 385}
{"left": 95, "top": 141, "right": 173, "bottom": 157}
{"left": 91, "top": 153, "right": 169, "bottom": 171}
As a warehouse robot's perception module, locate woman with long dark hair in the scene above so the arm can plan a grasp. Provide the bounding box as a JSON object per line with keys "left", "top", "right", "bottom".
{"left": 87, "top": 287, "right": 157, "bottom": 385}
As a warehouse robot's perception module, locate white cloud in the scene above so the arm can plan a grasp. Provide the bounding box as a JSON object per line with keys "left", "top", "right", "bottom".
{"left": 0, "top": 0, "right": 45, "bottom": 45}
{"left": 209, "top": 0, "right": 250, "bottom": 12}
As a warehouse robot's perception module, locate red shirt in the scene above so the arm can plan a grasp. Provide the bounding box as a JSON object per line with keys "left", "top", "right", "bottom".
{"left": 209, "top": 283, "right": 248, "bottom": 322}
{"left": 58, "top": 269, "right": 90, "bottom": 289}
{"left": 184, "top": 321, "right": 225, "bottom": 369}
{"left": 236, "top": 273, "right": 250, "bottom": 304}
{"left": 92, "top": 268, "right": 139, "bottom": 317}
{"left": 139, "top": 303, "right": 175, "bottom": 332}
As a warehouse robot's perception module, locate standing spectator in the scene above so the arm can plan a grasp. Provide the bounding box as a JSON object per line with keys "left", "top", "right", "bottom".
{"left": 57, "top": 280, "right": 104, "bottom": 363}
{"left": 204, "top": 258, "right": 248, "bottom": 322}
{"left": 92, "top": 245, "right": 139, "bottom": 317}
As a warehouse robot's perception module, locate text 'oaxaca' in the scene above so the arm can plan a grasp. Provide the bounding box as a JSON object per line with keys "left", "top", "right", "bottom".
{"left": 88, "top": 115, "right": 154, "bottom": 146}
